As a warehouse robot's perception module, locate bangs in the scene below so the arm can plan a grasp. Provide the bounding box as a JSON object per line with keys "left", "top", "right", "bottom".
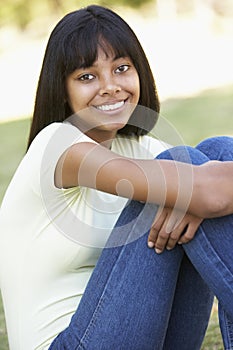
{"left": 63, "top": 22, "right": 134, "bottom": 76}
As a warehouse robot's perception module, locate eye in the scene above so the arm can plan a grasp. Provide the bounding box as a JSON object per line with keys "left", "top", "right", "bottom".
{"left": 78, "top": 73, "right": 95, "bottom": 81}
{"left": 115, "top": 65, "right": 130, "bottom": 74}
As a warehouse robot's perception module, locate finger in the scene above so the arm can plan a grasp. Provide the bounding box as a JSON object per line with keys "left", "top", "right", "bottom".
{"left": 166, "top": 209, "right": 186, "bottom": 233}
{"left": 166, "top": 221, "right": 189, "bottom": 250}
{"left": 154, "top": 217, "right": 172, "bottom": 254}
{"left": 148, "top": 209, "right": 168, "bottom": 248}
{"left": 178, "top": 220, "right": 203, "bottom": 244}
{"left": 178, "top": 225, "right": 196, "bottom": 244}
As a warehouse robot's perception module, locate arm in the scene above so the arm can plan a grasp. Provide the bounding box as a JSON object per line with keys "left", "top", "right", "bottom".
{"left": 197, "top": 160, "right": 233, "bottom": 217}
{"left": 55, "top": 142, "right": 233, "bottom": 218}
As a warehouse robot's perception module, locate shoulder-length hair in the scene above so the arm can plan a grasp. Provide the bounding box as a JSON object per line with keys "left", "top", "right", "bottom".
{"left": 27, "top": 4, "right": 160, "bottom": 149}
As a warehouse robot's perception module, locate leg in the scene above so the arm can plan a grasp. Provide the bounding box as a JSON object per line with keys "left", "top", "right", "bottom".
{"left": 49, "top": 141, "right": 218, "bottom": 350}
{"left": 49, "top": 201, "right": 185, "bottom": 349}
{"left": 156, "top": 144, "right": 215, "bottom": 350}
{"left": 184, "top": 204, "right": 233, "bottom": 349}
{"left": 196, "top": 135, "right": 233, "bottom": 162}
{"left": 194, "top": 136, "right": 233, "bottom": 349}
{"left": 157, "top": 136, "right": 233, "bottom": 349}
{"left": 163, "top": 255, "right": 214, "bottom": 350}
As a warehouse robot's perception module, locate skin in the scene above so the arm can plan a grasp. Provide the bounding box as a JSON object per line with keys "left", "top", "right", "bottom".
{"left": 56, "top": 47, "right": 233, "bottom": 254}
{"left": 66, "top": 48, "right": 140, "bottom": 145}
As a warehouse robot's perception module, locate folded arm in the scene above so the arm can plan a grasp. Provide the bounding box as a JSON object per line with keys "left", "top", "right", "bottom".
{"left": 55, "top": 142, "right": 233, "bottom": 218}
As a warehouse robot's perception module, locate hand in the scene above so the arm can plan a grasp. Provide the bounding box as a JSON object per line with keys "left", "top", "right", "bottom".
{"left": 148, "top": 207, "right": 203, "bottom": 254}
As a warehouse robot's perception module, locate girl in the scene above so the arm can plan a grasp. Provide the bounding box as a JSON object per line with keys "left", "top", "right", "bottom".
{"left": 0, "top": 5, "right": 233, "bottom": 350}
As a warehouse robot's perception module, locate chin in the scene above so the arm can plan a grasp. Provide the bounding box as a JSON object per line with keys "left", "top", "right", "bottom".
{"left": 103, "top": 123, "right": 127, "bottom": 131}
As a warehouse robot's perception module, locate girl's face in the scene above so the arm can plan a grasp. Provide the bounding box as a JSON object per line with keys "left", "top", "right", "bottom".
{"left": 66, "top": 47, "right": 140, "bottom": 144}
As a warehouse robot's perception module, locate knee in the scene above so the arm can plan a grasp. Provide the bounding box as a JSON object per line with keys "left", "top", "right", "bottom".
{"left": 156, "top": 145, "right": 210, "bottom": 166}
{"left": 196, "top": 136, "right": 233, "bottom": 161}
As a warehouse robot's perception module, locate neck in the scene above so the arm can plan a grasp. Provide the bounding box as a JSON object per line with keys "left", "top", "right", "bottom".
{"left": 65, "top": 114, "right": 117, "bottom": 149}
{"left": 85, "top": 130, "right": 116, "bottom": 149}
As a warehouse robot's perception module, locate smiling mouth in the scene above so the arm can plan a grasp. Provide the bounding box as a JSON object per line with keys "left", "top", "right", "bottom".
{"left": 95, "top": 100, "right": 125, "bottom": 111}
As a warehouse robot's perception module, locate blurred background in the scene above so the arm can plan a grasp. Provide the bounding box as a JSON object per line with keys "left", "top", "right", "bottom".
{"left": 0, "top": 0, "right": 233, "bottom": 349}
{"left": 0, "top": 0, "right": 233, "bottom": 121}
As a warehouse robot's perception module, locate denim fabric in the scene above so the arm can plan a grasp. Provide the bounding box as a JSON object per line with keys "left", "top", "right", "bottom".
{"left": 49, "top": 136, "right": 233, "bottom": 350}
{"left": 157, "top": 136, "right": 233, "bottom": 349}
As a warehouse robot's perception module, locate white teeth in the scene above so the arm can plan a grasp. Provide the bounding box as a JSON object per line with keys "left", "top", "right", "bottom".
{"left": 96, "top": 101, "right": 124, "bottom": 111}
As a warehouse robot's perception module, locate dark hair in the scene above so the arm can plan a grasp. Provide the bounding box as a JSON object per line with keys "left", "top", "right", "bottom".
{"left": 27, "top": 4, "right": 160, "bottom": 148}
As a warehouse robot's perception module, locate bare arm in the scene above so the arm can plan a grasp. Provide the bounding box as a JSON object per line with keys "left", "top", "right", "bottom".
{"left": 55, "top": 142, "right": 233, "bottom": 218}
{"left": 197, "top": 160, "right": 233, "bottom": 217}
{"left": 148, "top": 160, "right": 233, "bottom": 253}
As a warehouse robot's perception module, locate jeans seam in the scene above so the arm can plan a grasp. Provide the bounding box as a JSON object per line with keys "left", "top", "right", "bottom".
{"left": 184, "top": 227, "right": 233, "bottom": 317}
{"left": 77, "top": 292, "right": 107, "bottom": 349}
{"left": 226, "top": 314, "right": 233, "bottom": 350}
{"left": 184, "top": 226, "right": 233, "bottom": 350}
{"left": 222, "top": 310, "right": 231, "bottom": 350}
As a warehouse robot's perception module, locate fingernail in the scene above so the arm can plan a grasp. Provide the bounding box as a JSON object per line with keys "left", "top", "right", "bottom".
{"left": 148, "top": 241, "right": 154, "bottom": 248}
{"left": 155, "top": 248, "right": 162, "bottom": 254}
{"left": 166, "top": 246, "right": 172, "bottom": 251}
{"left": 178, "top": 241, "right": 182, "bottom": 245}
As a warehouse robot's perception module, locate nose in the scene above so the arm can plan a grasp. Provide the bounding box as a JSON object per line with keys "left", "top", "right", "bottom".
{"left": 99, "top": 76, "right": 121, "bottom": 96}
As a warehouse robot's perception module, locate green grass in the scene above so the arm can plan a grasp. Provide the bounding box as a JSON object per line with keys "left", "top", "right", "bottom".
{"left": 202, "top": 300, "right": 223, "bottom": 350}
{"left": 161, "top": 84, "right": 233, "bottom": 146}
{"left": 0, "top": 118, "right": 30, "bottom": 350}
{"left": 1, "top": 84, "right": 233, "bottom": 349}
{"left": 0, "top": 118, "right": 31, "bottom": 201}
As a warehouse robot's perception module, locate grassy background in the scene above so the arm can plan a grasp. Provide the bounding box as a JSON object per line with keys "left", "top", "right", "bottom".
{"left": 1, "top": 85, "right": 233, "bottom": 349}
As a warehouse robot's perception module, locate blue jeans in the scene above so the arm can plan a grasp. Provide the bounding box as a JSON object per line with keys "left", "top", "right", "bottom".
{"left": 49, "top": 136, "right": 233, "bottom": 350}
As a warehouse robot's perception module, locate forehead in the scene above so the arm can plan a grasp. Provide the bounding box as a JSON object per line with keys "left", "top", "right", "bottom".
{"left": 95, "top": 46, "right": 119, "bottom": 63}
{"left": 64, "top": 33, "right": 132, "bottom": 74}
{"left": 96, "top": 38, "right": 124, "bottom": 59}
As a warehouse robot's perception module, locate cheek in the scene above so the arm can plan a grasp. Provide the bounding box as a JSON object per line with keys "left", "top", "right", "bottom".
{"left": 132, "top": 75, "right": 140, "bottom": 102}
{"left": 66, "top": 82, "right": 76, "bottom": 110}
{"left": 66, "top": 85, "right": 92, "bottom": 111}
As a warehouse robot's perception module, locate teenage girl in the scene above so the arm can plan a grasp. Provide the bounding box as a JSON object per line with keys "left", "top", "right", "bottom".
{"left": 0, "top": 5, "right": 233, "bottom": 350}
